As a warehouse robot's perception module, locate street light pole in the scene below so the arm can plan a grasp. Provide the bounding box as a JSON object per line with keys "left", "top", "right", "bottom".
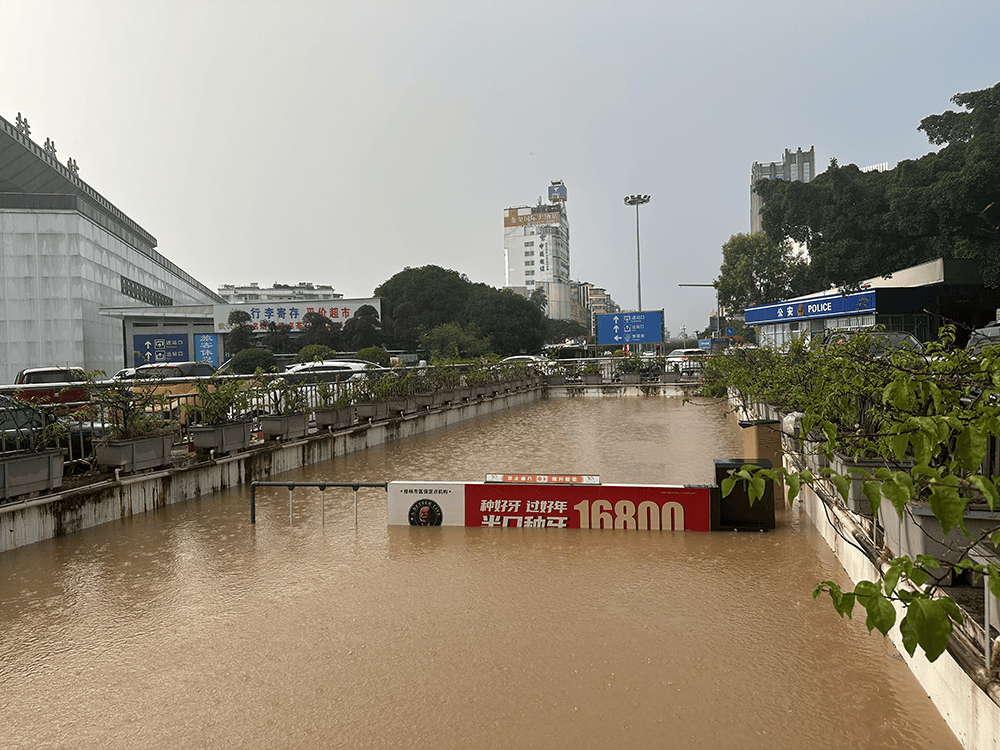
{"left": 624, "top": 194, "right": 650, "bottom": 312}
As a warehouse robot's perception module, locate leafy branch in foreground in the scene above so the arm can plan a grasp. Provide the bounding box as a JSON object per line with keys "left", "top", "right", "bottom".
{"left": 712, "top": 326, "right": 1000, "bottom": 661}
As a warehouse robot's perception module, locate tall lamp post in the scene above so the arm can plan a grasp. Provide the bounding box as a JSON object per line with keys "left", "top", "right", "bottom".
{"left": 624, "top": 194, "right": 650, "bottom": 312}
{"left": 678, "top": 282, "right": 721, "bottom": 341}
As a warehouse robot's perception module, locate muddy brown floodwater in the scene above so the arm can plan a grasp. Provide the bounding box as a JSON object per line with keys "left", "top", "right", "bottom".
{"left": 1, "top": 397, "right": 962, "bottom": 749}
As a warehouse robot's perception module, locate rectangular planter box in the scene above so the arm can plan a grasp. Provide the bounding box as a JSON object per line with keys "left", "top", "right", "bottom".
{"left": 260, "top": 413, "right": 309, "bottom": 441}
{"left": 354, "top": 402, "right": 389, "bottom": 421}
{"left": 0, "top": 448, "right": 65, "bottom": 500}
{"left": 547, "top": 375, "right": 567, "bottom": 386}
{"left": 620, "top": 374, "right": 640, "bottom": 384}
{"left": 583, "top": 374, "right": 603, "bottom": 385}
{"left": 96, "top": 435, "right": 173, "bottom": 473}
{"left": 314, "top": 407, "right": 352, "bottom": 430}
{"left": 190, "top": 422, "right": 254, "bottom": 453}
{"left": 660, "top": 371, "right": 680, "bottom": 383}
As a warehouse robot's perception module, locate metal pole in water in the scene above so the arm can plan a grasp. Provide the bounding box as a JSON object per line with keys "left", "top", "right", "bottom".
{"left": 250, "top": 484, "right": 256, "bottom": 524}
{"left": 353, "top": 485, "right": 359, "bottom": 526}
{"left": 321, "top": 486, "right": 326, "bottom": 525}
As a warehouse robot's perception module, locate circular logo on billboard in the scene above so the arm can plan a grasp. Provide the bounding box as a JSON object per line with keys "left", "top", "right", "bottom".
{"left": 408, "top": 498, "right": 443, "bottom": 526}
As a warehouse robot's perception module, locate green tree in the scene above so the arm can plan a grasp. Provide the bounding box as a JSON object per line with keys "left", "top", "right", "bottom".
{"left": 228, "top": 347, "right": 278, "bottom": 375}
{"left": 756, "top": 81, "right": 1000, "bottom": 289}
{"left": 261, "top": 322, "right": 294, "bottom": 355}
{"left": 530, "top": 286, "right": 548, "bottom": 313}
{"left": 226, "top": 309, "right": 255, "bottom": 357}
{"left": 387, "top": 301, "right": 422, "bottom": 352}
{"left": 374, "top": 266, "right": 472, "bottom": 333}
{"left": 298, "top": 311, "right": 342, "bottom": 351}
{"left": 356, "top": 345, "right": 390, "bottom": 367}
{"left": 422, "top": 323, "right": 491, "bottom": 361}
{"left": 343, "top": 304, "right": 382, "bottom": 351}
{"left": 465, "top": 284, "right": 544, "bottom": 357}
{"left": 715, "top": 232, "right": 810, "bottom": 313}
{"left": 711, "top": 328, "right": 1000, "bottom": 662}
{"left": 293, "top": 344, "right": 337, "bottom": 364}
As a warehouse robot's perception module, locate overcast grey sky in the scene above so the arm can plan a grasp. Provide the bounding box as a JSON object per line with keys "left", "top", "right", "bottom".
{"left": 5, "top": 0, "right": 998, "bottom": 337}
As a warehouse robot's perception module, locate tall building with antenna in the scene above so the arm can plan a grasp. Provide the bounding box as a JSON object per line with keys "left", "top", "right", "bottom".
{"left": 503, "top": 180, "right": 571, "bottom": 319}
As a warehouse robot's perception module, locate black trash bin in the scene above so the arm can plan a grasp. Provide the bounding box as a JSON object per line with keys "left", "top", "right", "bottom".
{"left": 713, "top": 458, "right": 775, "bottom": 531}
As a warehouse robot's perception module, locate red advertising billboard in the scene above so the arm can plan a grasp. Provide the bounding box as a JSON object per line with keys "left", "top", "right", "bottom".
{"left": 387, "top": 481, "right": 714, "bottom": 531}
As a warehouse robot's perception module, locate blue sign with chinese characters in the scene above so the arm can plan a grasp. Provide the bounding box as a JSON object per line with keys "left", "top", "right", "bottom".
{"left": 744, "top": 290, "right": 876, "bottom": 325}
{"left": 132, "top": 334, "right": 190, "bottom": 366}
{"left": 596, "top": 311, "right": 663, "bottom": 345}
{"left": 195, "top": 334, "right": 220, "bottom": 366}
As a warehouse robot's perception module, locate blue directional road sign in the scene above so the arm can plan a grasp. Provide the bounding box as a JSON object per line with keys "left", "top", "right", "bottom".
{"left": 596, "top": 311, "right": 663, "bottom": 346}
{"left": 133, "top": 334, "right": 190, "bottom": 366}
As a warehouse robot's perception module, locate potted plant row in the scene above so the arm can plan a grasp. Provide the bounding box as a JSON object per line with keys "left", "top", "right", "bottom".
{"left": 255, "top": 369, "right": 310, "bottom": 441}
{"left": 188, "top": 375, "right": 256, "bottom": 454}
{"left": 90, "top": 376, "right": 175, "bottom": 473}
{"left": 0, "top": 394, "right": 66, "bottom": 499}
{"left": 314, "top": 378, "right": 356, "bottom": 430}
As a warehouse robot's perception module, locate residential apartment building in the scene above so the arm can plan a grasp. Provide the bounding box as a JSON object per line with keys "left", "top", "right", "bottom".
{"left": 217, "top": 282, "right": 342, "bottom": 304}
{"left": 750, "top": 146, "right": 815, "bottom": 233}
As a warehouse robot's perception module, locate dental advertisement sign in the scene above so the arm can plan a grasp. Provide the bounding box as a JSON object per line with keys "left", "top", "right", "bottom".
{"left": 744, "top": 290, "right": 876, "bottom": 325}
{"left": 387, "top": 480, "right": 714, "bottom": 531}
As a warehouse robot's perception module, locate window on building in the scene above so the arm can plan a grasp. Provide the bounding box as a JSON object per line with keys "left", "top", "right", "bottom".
{"left": 526, "top": 270, "right": 535, "bottom": 276}
{"left": 525, "top": 261, "right": 534, "bottom": 266}
{"left": 525, "top": 241, "right": 534, "bottom": 247}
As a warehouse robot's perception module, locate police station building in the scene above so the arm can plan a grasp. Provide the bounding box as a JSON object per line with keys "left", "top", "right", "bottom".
{"left": 744, "top": 258, "right": 996, "bottom": 350}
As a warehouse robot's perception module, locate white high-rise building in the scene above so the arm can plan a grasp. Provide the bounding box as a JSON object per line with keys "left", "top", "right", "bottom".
{"left": 503, "top": 181, "right": 571, "bottom": 319}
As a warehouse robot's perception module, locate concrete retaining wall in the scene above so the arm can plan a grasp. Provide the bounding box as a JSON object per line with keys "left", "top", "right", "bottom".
{"left": 0, "top": 388, "right": 542, "bottom": 552}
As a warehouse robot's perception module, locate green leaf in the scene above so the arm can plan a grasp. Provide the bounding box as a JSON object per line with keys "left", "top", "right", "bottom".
{"left": 861, "top": 481, "right": 882, "bottom": 518}
{"left": 854, "top": 580, "right": 896, "bottom": 635}
{"left": 904, "top": 598, "right": 953, "bottom": 662}
{"left": 899, "top": 618, "right": 919, "bottom": 657}
{"left": 889, "top": 432, "right": 910, "bottom": 462}
{"left": 968, "top": 475, "right": 999, "bottom": 511}
{"left": 830, "top": 473, "right": 850, "bottom": 501}
{"left": 927, "top": 483, "right": 967, "bottom": 536}
{"left": 786, "top": 473, "right": 801, "bottom": 504}
{"left": 956, "top": 427, "right": 989, "bottom": 471}
{"left": 721, "top": 475, "right": 737, "bottom": 498}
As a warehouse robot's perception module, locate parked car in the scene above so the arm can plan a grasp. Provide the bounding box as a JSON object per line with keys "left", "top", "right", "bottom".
{"left": 13, "top": 366, "right": 89, "bottom": 405}
{"left": 500, "top": 355, "right": 557, "bottom": 374}
{"left": 822, "top": 330, "right": 925, "bottom": 358}
{"left": 966, "top": 321, "right": 1000, "bottom": 355}
{"left": 134, "top": 361, "right": 217, "bottom": 379}
{"left": 0, "top": 393, "right": 105, "bottom": 459}
{"left": 665, "top": 348, "right": 708, "bottom": 375}
{"left": 283, "top": 360, "right": 376, "bottom": 382}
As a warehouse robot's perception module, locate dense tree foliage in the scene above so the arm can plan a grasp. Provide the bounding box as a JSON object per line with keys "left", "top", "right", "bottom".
{"left": 374, "top": 265, "right": 549, "bottom": 357}
{"left": 298, "top": 312, "right": 342, "bottom": 352}
{"left": 709, "top": 329, "right": 1000, "bottom": 662}
{"left": 715, "top": 232, "right": 810, "bottom": 312}
{"left": 342, "top": 304, "right": 382, "bottom": 351}
{"left": 422, "top": 323, "right": 491, "bottom": 360}
{"left": 754, "top": 81, "right": 1000, "bottom": 289}
{"left": 225, "top": 310, "right": 255, "bottom": 357}
{"left": 228, "top": 347, "right": 278, "bottom": 375}
{"left": 374, "top": 266, "right": 473, "bottom": 334}
{"left": 465, "top": 284, "right": 545, "bottom": 356}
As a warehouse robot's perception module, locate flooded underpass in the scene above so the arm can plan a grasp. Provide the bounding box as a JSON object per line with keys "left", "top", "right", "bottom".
{"left": 1, "top": 398, "right": 962, "bottom": 749}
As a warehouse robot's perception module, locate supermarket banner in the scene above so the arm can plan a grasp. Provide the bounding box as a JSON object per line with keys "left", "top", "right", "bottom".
{"left": 387, "top": 479, "right": 714, "bottom": 531}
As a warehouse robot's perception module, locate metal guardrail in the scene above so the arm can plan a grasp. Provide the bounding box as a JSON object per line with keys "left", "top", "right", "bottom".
{"left": 249, "top": 481, "right": 388, "bottom": 525}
